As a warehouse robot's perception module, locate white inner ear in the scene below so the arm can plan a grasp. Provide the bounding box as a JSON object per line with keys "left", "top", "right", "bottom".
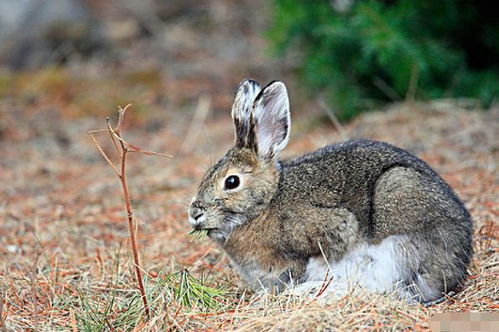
{"left": 253, "top": 82, "right": 291, "bottom": 158}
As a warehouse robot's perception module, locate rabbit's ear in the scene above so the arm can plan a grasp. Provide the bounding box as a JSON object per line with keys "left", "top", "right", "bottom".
{"left": 231, "top": 79, "right": 261, "bottom": 148}
{"left": 252, "top": 81, "right": 291, "bottom": 159}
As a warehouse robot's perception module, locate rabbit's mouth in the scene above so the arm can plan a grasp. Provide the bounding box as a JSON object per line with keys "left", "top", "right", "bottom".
{"left": 191, "top": 214, "right": 245, "bottom": 243}
{"left": 190, "top": 225, "right": 222, "bottom": 241}
{"left": 193, "top": 225, "right": 217, "bottom": 232}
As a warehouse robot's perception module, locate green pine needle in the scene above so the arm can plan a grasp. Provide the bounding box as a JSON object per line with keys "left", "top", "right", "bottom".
{"left": 188, "top": 229, "right": 209, "bottom": 240}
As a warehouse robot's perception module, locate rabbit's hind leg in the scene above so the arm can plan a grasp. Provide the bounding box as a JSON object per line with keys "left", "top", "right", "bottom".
{"left": 372, "top": 166, "right": 472, "bottom": 303}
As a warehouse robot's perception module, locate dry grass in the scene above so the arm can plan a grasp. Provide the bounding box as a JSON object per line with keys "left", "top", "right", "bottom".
{"left": 0, "top": 95, "right": 497, "bottom": 330}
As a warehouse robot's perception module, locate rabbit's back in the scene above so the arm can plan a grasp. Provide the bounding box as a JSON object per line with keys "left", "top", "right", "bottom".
{"left": 278, "top": 138, "right": 471, "bottom": 241}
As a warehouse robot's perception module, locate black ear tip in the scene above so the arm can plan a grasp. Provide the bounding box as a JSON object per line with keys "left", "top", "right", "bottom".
{"left": 262, "top": 81, "right": 287, "bottom": 94}
{"left": 246, "top": 79, "right": 260, "bottom": 86}
{"left": 255, "top": 80, "right": 288, "bottom": 102}
{"left": 267, "top": 80, "right": 282, "bottom": 85}
{"left": 238, "top": 79, "right": 261, "bottom": 89}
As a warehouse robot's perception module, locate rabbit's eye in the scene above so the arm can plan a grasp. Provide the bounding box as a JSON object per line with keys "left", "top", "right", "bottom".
{"left": 224, "top": 175, "right": 240, "bottom": 190}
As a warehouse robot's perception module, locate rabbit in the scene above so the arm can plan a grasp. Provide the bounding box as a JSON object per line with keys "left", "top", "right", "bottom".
{"left": 188, "top": 79, "right": 473, "bottom": 303}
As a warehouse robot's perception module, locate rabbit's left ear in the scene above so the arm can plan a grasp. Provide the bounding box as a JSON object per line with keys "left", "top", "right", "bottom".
{"left": 231, "top": 79, "right": 261, "bottom": 148}
{"left": 252, "top": 81, "right": 291, "bottom": 159}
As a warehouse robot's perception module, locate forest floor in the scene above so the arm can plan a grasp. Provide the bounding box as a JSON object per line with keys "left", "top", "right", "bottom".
{"left": 0, "top": 74, "right": 497, "bottom": 330}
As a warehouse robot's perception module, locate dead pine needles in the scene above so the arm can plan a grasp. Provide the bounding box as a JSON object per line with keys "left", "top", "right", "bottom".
{"left": 88, "top": 104, "right": 172, "bottom": 321}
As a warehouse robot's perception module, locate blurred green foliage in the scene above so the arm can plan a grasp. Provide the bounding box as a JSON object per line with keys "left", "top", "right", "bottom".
{"left": 268, "top": 0, "right": 499, "bottom": 119}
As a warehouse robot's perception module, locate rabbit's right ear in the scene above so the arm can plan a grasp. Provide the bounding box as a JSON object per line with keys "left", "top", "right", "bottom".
{"left": 231, "top": 79, "right": 261, "bottom": 148}
{"left": 251, "top": 81, "right": 290, "bottom": 159}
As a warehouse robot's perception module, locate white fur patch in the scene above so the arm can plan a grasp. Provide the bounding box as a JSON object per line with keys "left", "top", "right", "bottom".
{"left": 294, "top": 235, "right": 411, "bottom": 298}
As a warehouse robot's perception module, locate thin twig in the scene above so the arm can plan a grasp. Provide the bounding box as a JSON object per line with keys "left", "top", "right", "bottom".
{"left": 373, "top": 76, "right": 401, "bottom": 101}
{"left": 88, "top": 128, "right": 111, "bottom": 135}
{"left": 115, "top": 104, "right": 129, "bottom": 134}
{"left": 0, "top": 287, "right": 6, "bottom": 328}
{"left": 181, "top": 95, "right": 211, "bottom": 153}
{"left": 107, "top": 117, "right": 121, "bottom": 156}
{"left": 87, "top": 133, "right": 120, "bottom": 176}
{"left": 405, "top": 64, "right": 420, "bottom": 102}
{"left": 318, "top": 99, "right": 349, "bottom": 141}
{"left": 87, "top": 105, "right": 173, "bottom": 320}
{"left": 69, "top": 308, "right": 77, "bottom": 332}
{"left": 119, "top": 144, "right": 150, "bottom": 319}
{"left": 30, "top": 252, "right": 42, "bottom": 330}
{"left": 107, "top": 119, "right": 172, "bottom": 158}
{"left": 315, "top": 241, "right": 334, "bottom": 298}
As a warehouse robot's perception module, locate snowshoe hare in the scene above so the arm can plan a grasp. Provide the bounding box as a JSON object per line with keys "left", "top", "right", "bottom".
{"left": 188, "top": 80, "right": 473, "bottom": 303}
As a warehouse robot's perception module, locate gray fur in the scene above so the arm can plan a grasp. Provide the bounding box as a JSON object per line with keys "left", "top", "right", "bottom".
{"left": 188, "top": 80, "right": 473, "bottom": 304}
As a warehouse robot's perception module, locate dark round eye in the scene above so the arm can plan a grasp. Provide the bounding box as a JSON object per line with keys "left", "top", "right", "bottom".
{"left": 224, "top": 175, "right": 240, "bottom": 190}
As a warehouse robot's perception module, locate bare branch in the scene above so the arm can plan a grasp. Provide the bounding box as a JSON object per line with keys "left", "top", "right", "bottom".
{"left": 87, "top": 104, "right": 172, "bottom": 321}
{"left": 87, "top": 132, "right": 120, "bottom": 176}
{"left": 119, "top": 146, "right": 150, "bottom": 319}
{"left": 87, "top": 128, "right": 111, "bottom": 135}
{"left": 107, "top": 116, "right": 172, "bottom": 158}
{"left": 127, "top": 150, "right": 173, "bottom": 158}
{"left": 107, "top": 117, "right": 121, "bottom": 156}
{"left": 115, "top": 104, "right": 132, "bottom": 134}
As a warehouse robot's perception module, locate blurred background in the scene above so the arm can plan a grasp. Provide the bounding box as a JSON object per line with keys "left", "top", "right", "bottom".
{"left": 1, "top": 0, "right": 497, "bottom": 122}
{"left": 0, "top": 1, "right": 498, "bottom": 329}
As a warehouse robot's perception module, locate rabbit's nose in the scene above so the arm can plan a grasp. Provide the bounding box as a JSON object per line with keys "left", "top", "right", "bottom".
{"left": 192, "top": 209, "right": 204, "bottom": 221}
{"left": 189, "top": 204, "right": 206, "bottom": 227}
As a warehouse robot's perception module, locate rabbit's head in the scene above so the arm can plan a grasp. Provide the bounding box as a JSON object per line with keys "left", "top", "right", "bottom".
{"left": 188, "top": 80, "right": 291, "bottom": 243}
